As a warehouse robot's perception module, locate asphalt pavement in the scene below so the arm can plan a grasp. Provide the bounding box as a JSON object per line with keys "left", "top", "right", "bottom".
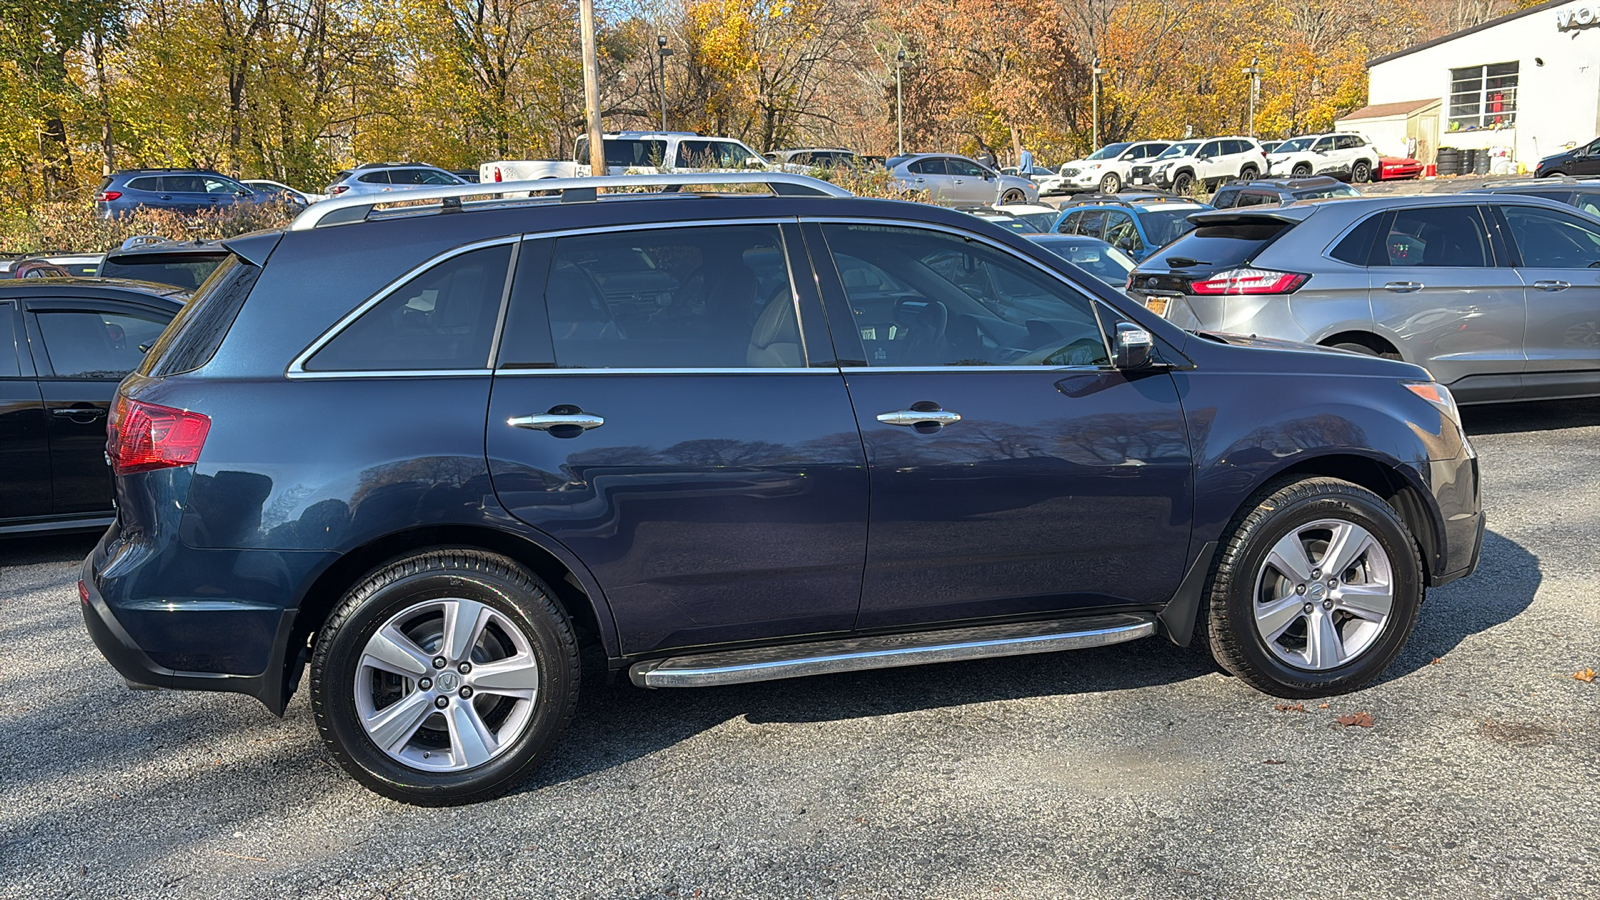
{"left": 2, "top": 399, "right": 1597, "bottom": 900}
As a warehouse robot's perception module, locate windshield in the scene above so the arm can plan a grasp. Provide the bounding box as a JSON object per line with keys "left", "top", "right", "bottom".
{"left": 1030, "top": 237, "right": 1137, "bottom": 286}
{"left": 1155, "top": 142, "right": 1200, "bottom": 161}
{"left": 1086, "top": 142, "right": 1133, "bottom": 161}
{"left": 1275, "top": 136, "right": 1315, "bottom": 153}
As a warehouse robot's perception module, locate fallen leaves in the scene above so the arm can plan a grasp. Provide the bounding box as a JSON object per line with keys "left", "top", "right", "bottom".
{"left": 1336, "top": 711, "right": 1375, "bottom": 728}
{"left": 1273, "top": 702, "right": 1305, "bottom": 713}
{"left": 1572, "top": 668, "right": 1595, "bottom": 683}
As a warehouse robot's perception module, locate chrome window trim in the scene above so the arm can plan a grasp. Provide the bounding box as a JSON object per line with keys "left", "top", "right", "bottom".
{"left": 838, "top": 365, "right": 1112, "bottom": 374}
{"left": 286, "top": 369, "right": 493, "bottom": 380}
{"left": 496, "top": 367, "right": 826, "bottom": 376}
{"left": 804, "top": 216, "right": 1118, "bottom": 366}
{"left": 286, "top": 235, "right": 520, "bottom": 379}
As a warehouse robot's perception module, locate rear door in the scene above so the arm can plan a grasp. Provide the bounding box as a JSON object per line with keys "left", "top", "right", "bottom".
{"left": 0, "top": 300, "right": 52, "bottom": 524}
{"left": 1368, "top": 205, "right": 1526, "bottom": 398}
{"left": 1492, "top": 203, "right": 1600, "bottom": 396}
{"left": 486, "top": 221, "right": 868, "bottom": 655}
{"left": 808, "top": 220, "right": 1192, "bottom": 630}
{"left": 23, "top": 299, "right": 174, "bottom": 514}
{"left": 905, "top": 158, "right": 954, "bottom": 202}
{"left": 1102, "top": 210, "right": 1145, "bottom": 258}
{"left": 160, "top": 175, "right": 212, "bottom": 213}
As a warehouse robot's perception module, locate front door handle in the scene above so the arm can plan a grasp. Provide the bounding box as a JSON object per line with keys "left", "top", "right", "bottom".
{"left": 1384, "top": 281, "right": 1424, "bottom": 293}
{"left": 53, "top": 406, "right": 106, "bottom": 421}
{"left": 877, "top": 408, "right": 962, "bottom": 428}
{"left": 508, "top": 413, "right": 604, "bottom": 432}
{"left": 1533, "top": 280, "right": 1571, "bottom": 292}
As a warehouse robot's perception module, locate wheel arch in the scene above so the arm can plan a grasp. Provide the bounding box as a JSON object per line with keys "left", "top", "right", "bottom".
{"left": 1316, "top": 330, "right": 1402, "bottom": 359}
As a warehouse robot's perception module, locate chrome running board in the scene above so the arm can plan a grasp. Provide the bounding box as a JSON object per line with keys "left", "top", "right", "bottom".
{"left": 629, "top": 614, "right": 1157, "bottom": 688}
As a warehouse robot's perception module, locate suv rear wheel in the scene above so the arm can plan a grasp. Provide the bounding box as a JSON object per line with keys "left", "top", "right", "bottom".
{"left": 1351, "top": 159, "right": 1372, "bottom": 183}
{"left": 1238, "top": 164, "right": 1259, "bottom": 180}
{"left": 310, "top": 549, "right": 580, "bottom": 805}
{"left": 1200, "top": 477, "right": 1422, "bottom": 698}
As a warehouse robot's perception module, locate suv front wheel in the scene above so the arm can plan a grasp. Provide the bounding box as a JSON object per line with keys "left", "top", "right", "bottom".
{"left": 1352, "top": 159, "right": 1373, "bottom": 183}
{"left": 1201, "top": 477, "right": 1422, "bottom": 698}
{"left": 310, "top": 549, "right": 581, "bottom": 805}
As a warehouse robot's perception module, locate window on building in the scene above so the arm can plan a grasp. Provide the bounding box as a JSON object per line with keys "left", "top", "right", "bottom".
{"left": 1449, "top": 63, "right": 1518, "bottom": 130}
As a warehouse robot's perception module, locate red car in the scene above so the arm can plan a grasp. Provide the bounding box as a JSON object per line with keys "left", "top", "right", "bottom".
{"left": 1378, "top": 156, "right": 1424, "bottom": 180}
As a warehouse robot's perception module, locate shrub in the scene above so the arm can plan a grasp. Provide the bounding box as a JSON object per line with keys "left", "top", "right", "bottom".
{"left": 0, "top": 200, "right": 299, "bottom": 256}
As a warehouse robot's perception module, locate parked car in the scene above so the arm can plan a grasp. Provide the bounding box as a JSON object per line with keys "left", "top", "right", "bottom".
{"left": 81, "top": 171, "right": 1481, "bottom": 805}
{"left": 959, "top": 208, "right": 1040, "bottom": 233}
{"left": 324, "top": 163, "right": 468, "bottom": 197}
{"left": 1377, "top": 157, "right": 1425, "bottom": 181}
{"left": 94, "top": 169, "right": 265, "bottom": 219}
{"left": 1022, "top": 234, "right": 1137, "bottom": 286}
{"left": 485, "top": 133, "right": 774, "bottom": 182}
{"left": 993, "top": 202, "right": 1061, "bottom": 233}
{"left": 0, "top": 279, "right": 185, "bottom": 536}
{"left": 1056, "top": 141, "right": 1173, "bottom": 194}
{"left": 1050, "top": 195, "right": 1213, "bottom": 260}
{"left": 1467, "top": 178, "right": 1600, "bottom": 217}
{"left": 1534, "top": 136, "right": 1600, "bottom": 179}
{"left": 452, "top": 169, "right": 482, "bottom": 184}
{"left": 1148, "top": 137, "right": 1267, "bottom": 194}
{"left": 1265, "top": 133, "right": 1379, "bottom": 183}
{"left": 1260, "top": 141, "right": 1285, "bottom": 155}
{"left": 1126, "top": 194, "right": 1600, "bottom": 404}
{"left": 1131, "top": 141, "right": 1199, "bottom": 187}
{"left": 3, "top": 252, "right": 102, "bottom": 278}
{"left": 1210, "top": 176, "right": 1361, "bottom": 209}
{"left": 243, "top": 179, "right": 323, "bottom": 206}
{"left": 97, "top": 238, "right": 231, "bottom": 290}
{"left": 768, "top": 148, "right": 861, "bottom": 169}
{"left": 888, "top": 153, "right": 1039, "bottom": 205}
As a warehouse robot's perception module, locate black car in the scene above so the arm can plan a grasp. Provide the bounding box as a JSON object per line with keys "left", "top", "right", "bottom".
{"left": 97, "top": 238, "right": 231, "bottom": 291}
{"left": 1534, "top": 137, "right": 1600, "bottom": 179}
{"left": 1, "top": 279, "right": 186, "bottom": 536}
{"left": 1210, "top": 176, "right": 1361, "bottom": 209}
{"left": 1467, "top": 178, "right": 1600, "bottom": 217}
{"left": 82, "top": 172, "right": 1481, "bottom": 805}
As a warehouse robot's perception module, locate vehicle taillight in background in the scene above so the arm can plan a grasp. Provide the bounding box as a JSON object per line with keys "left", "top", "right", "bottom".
{"left": 330, "top": 185, "right": 349, "bottom": 195}
{"left": 1188, "top": 268, "right": 1309, "bottom": 295}
{"left": 107, "top": 395, "right": 210, "bottom": 475}
{"left": 95, "top": 191, "right": 122, "bottom": 202}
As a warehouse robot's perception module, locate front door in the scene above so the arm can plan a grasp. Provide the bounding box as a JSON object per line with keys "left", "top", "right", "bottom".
{"left": 486, "top": 222, "right": 868, "bottom": 655}
{"left": 946, "top": 157, "right": 994, "bottom": 205}
{"left": 808, "top": 221, "right": 1193, "bottom": 631}
{"left": 1367, "top": 205, "right": 1527, "bottom": 399}
{"left": 25, "top": 300, "right": 173, "bottom": 514}
{"left": 1494, "top": 203, "right": 1600, "bottom": 396}
{"left": 1574, "top": 140, "right": 1600, "bottom": 177}
{"left": 0, "top": 300, "right": 52, "bottom": 524}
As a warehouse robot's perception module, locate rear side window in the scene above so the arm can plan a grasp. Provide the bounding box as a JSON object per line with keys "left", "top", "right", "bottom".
{"left": 0, "top": 302, "right": 18, "bottom": 377}
{"left": 304, "top": 244, "right": 513, "bottom": 372}
{"left": 35, "top": 309, "right": 170, "bottom": 379}
{"left": 126, "top": 177, "right": 162, "bottom": 191}
{"left": 1159, "top": 221, "right": 1289, "bottom": 268}
{"left": 358, "top": 171, "right": 391, "bottom": 184}
{"left": 144, "top": 256, "right": 260, "bottom": 376}
{"left": 909, "top": 158, "right": 947, "bottom": 175}
{"left": 1211, "top": 190, "right": 1240, "bottom": 209}
{"left": 1329, "top": 213, "right": 1385, "bottom": 265}
{"left": 1377, "top": 207, "right": 1492, "bottom": 267}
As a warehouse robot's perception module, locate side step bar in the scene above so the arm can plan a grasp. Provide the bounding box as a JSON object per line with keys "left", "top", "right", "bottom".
{"left": 629, "top": 614, "right": 1156, "bottom": 688}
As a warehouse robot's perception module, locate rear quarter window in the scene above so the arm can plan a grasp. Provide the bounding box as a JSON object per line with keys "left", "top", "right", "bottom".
{"left": 140, "top": 255, "right": 260, "bottom": 376}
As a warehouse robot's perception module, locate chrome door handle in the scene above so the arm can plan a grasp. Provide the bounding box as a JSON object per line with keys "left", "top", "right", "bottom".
{"left": 1533, "top": 280, "right": 1571, "bottom": 292}
{"left": 508, "top": 413, "right": 604, "bottom": 432}
{"left": 877, "top": 409, "right": 962, "bottom": 427}
{"left": 1384, "top": 281, "right": 1424, "bottom": 293}
{"left": 53, "top": 407, "right": 106, "bottom": 420}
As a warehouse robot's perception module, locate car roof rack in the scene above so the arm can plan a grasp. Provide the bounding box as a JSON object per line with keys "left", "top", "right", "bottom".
{"left": 1471, "top": 175, "right": 1593, "bottom": 189}
{"left": 290, "top": 172, "right": 855, "bottom": 230}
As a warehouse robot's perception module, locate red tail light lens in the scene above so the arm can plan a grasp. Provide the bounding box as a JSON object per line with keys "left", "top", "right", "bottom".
{"left": 95, "top": 190, "right": 122, "bottom": 202}
{"left": 1189, "top": 267, "right": 1309, "bottom": 295}
{"left": 108, "top": 396, "right": 210, "bottom": 475}
{"left": 330, "top": 185, "right": 349, "bottom": 194}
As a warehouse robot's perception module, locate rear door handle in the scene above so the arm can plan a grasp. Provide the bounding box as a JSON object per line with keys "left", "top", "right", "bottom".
{"left": 53, "top": 407, "right": 106, "bottom": 420}
{"left": 508, "top": 413, "right": 604, "bottom": 432}
{"left": 1384, "top": 281, "right": 1424, "bottom": 293}
{"left": 1533, "top": 280, "right": 1571, "bottom": 292}
{"left": 877, "top": 408, "right": 962, "bottom": 428}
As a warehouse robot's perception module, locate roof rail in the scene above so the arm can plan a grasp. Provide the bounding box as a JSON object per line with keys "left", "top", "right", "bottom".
{"left": 289, "top": 172, "right": 855, "bottom": 230}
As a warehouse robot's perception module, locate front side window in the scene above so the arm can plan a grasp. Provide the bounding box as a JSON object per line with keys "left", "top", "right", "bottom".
{"left": 1450, "top": 62, "right": 1517, "bottom": 130}
{"left": 1312, "top": 137, "right": 1334, "bottom": 152}
{"left": 501, "top": 225, "right": 800, "bottom": 369}
{"left": 821, "top": 223, "right": 1109, "bottom": 368}
{"left": 1502, "top": 206, "right": 1600, "bottom": 269}
{"left": 1378, "top": 207, "right": 1492, "bottom": 267}
{"left": 34, "top": 309, "right": 171, "bottom": 379}
{"left": 947, "top": 158, "right": 987, "bottom": 177}
{"left": 1075, "top": 210, "right": 1108, "bottom": 238}
{"left": 1198, "top": 141, "right": 1220, "bottom": 157}
{"left": 1578, "top": 193, "right": 1600, "bottom": 218}
{"left": 304, "top": 243, "right": 511, "bottom": 372}
{"left": 1211, "top": 189, "right": 1240, "bottom": 210}
{"left": 1103, "top": 212, "right": 1142, "bottom": 254}
{"left": 202, "top": 177, "right": 244, "bottom": 194}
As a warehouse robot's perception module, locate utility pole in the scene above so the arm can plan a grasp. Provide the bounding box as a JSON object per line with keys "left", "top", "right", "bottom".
{"left": 1242, "top": 57, "right": 1261, "bottom": 137}
{"left": 579, "top": 0, "right": 605, "bottom": 176}
{"left": 657, "top": 36, "right": 674, "bottom": 131}
{"left": 895, "top": 50, "right": 905, "bottom": 156}
{"left": 1091, "top": 57, "right": 1104, "bottom": 150}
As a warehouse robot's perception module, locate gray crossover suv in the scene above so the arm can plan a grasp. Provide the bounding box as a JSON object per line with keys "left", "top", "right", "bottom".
{"left": 1127, "top": 194, "right": 1600, "bottom": 404}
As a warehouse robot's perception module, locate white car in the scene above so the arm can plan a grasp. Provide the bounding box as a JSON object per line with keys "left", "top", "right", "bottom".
{"left": 1265, "top": 133, "right": 1379, "bottom": 183}
{"left": 1056, "top": 141, "right": 1173, "bottom": 194}
{"left": 1147, "top": 137, "right": 1268, "bottom": 194}
{"left": 242, "top": 179, "right": 325, "bottom": 205}
{"left": 484, "top": 132, "right": 775, "bottom": 182}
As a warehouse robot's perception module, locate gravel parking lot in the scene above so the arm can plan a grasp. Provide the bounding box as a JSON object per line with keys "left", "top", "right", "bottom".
{"left": 3, "top": 399, "right": 1597, "bottom": 900}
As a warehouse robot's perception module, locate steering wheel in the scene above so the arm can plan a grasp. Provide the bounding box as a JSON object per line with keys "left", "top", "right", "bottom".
{"left": 892, "top": 298, "right": 948, "bottom": 363}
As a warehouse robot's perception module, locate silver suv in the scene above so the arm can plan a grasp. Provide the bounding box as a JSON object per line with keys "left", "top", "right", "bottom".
{"left": 325, "top": 163, "right": 467, "bottom": 197}
{"left": 1126, "top": 194, "right": 1600, "bottom": 403}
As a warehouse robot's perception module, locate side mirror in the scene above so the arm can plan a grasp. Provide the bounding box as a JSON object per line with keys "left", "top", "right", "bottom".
{"left": 1114, "top": 322, "right": 1155, "bottom": 370}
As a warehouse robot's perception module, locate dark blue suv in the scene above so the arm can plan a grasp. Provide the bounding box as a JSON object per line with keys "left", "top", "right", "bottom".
{"left": 82, "top": 173, "right": 1484, "bottom": 804}
{"left": 94, "top": 168, "right": 264, "bottom": 218}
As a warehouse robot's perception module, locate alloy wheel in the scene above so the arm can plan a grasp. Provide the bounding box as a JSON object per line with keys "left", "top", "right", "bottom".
{"left": 1251, "top": 518, "right": 1394, "bottom": 671}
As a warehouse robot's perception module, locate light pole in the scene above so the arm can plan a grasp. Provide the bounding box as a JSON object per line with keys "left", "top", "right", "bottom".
{"left": 1242, "top": 56, "right": 1261, "bottom": 137}
{"left": 1091, "top": 57, "right": 1104, "bottom": 150}
{"left": 656, "top": 36, "right": 673, "bottom": 132}
{"left": 895, "top": 49, "right": 905, "bottom": 156}
{"left": 579, "top": 0, "right": 604, "bottom": 176}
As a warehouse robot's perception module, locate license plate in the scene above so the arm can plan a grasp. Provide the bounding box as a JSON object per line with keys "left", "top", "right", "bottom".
{"left": 1144, "top": 296, "right": 1170, "bottom": 316}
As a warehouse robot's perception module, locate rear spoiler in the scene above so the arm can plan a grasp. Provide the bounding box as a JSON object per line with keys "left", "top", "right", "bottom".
{"left": 1187, "top": 206, "right": 1317, "bottom": 227}
{"left": 221, "top": 231, "right": 282, "bottom": 268}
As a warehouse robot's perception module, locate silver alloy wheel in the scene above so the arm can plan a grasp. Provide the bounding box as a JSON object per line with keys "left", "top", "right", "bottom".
{"left": 1252, "top": 518, "right": 1394, "bottom": 670}
{"left": 354, "top": 597, "right": 540, "bottom": 772}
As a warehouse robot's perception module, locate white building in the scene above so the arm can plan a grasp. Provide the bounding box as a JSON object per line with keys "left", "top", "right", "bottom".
{"left": 1338, "top": 0, "right": 1600, "bottom": 173}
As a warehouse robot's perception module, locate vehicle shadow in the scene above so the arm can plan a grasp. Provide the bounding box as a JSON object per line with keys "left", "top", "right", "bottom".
{"left": 1460, "top": 397, "right": 1600, "bottom": 436}
{"left": 0, "top": 532, "right": 100, "bottom": 568}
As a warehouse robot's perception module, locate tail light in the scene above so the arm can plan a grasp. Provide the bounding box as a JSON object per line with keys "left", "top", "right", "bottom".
{"left": 95, "top": 190, "right": 122, "bottom": 202}
{"left": 107, "top": 396, "right": 210, "bottom": 475}
{"left": 330, "top": 185, "right": 349, "bottom": 195}
{"left": 1189, "top": 267, "right": 1309, "bottom": 295}
{"left": 493, "top": 167, "right": 503, "bottom": 182}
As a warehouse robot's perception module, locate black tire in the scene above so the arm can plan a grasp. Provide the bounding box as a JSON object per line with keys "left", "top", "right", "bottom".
{"left": 1172, "top": 171, "right": 1194, "bottom": 195}
{"left": 1001, "top": 188, "right": 1027, "bottom": 204}
{"left": 310, "top": 549, "right": 580, "bottom": 805}
{"left": 1291, "top": 163, "right": 1312, "bottom": 177}
{"left": 1352, "top": 159, "right": 1372, "bottom": 183}
{"left": 1238, "top": 164, "right": 1259, "bottom": 181}
{"left": 1199, "top": 477, "right": 1423, "bottom": 698}
{"left": 1099, "top": 172, "right": 1122, "bottom": 194}
{"left": 1328, "top": 340, "right": 1403, "bottom": 361}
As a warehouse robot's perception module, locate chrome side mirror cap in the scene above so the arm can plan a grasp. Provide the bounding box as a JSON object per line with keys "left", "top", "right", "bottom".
{"left": 1114, "top": 322, "right": 1155, "bottom": 370}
